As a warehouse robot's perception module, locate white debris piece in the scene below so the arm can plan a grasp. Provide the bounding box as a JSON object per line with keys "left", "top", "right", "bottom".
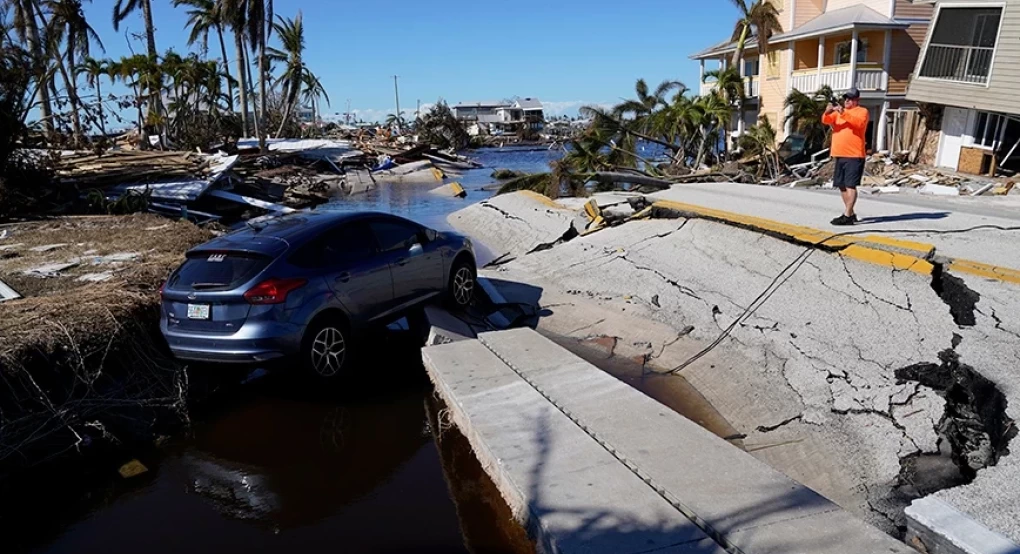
{"left": 77, "top": 272, "right": 115, "bottom": 282}
{"left": 919, "top": 183, "right": 961, "bottom": 197}
{"left": 23, "top": 259, "right": 81, "bottom": 278}
{"left": 29, "top": 243, "right": 68, "bottom": 253}
{"left": 0, "top": 279, "right": 20, "bottom": 302}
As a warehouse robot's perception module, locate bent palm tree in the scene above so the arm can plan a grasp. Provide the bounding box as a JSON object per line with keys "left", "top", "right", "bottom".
{"left": 729, "top": 0, "right": 783, "bottom": 66}
{"left": 267, "top": 11, "right": 303, "bottom": 136}
{"left": 113, "top": 0, "right": 160, "bottom": 138}
{"left": 75, "top": 55, "right": 108, "bottom": 135}
{"left": 174, "top": 0, "right": 234, "bottom": 113}
{"left": 784, "top": 85, "right": 833, "bottom": 149}
{"left": 705, "top": 65, "right": 745, "bottom": 156}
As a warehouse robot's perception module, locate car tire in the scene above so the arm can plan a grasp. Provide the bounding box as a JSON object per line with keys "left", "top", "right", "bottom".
{"left": 448, "top": 259, "right": 477, "bottom": 309}
{"left": 301, "top": 317, "right": 351, "bottom": 379}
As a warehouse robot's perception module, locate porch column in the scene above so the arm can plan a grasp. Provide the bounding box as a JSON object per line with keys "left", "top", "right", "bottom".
{"left": 877, "top": 101, "right": 890, "bottom": 152}
{"left": 882, "top": 30, "right": 892, "bottom": 91}
{"left": 850, "top": 28, "right": 860, "bottom": 89}
{"left": 817, "top": 36, "right": 825, "bottom": 89}
{"left": 700, "top": 59, "right": 706, "bottom": 84}
{"left": 737, "top": 55, "right": 747, "bottom": 136}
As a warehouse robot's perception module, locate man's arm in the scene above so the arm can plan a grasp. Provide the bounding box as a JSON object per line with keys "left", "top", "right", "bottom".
{"left": 821, "top": 107, "right": 837, "bottom": 126}
{"left": 835, "top": 107, "right": 868, "bottom": 131}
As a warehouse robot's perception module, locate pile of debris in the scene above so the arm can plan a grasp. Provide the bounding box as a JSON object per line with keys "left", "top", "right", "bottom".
{"left": 793, "top": 155, "right": 1018, "bottom": 197}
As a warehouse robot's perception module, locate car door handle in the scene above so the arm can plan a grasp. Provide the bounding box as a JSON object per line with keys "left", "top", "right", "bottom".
{"left": 336, "top": 272, "right": 351, "bottom": 283}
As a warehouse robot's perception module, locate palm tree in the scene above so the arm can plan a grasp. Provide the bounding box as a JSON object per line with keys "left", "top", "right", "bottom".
{"left": 267, "top": 11, "right": 303, "bottom": 136}
{"left": 739, "top": 118, "right": 780, "bottom": 178}
{"left": 692, "top": 93, "right": 733, "bottom": 167}
{"left": 5, "top": 0, "right": 55, "bottom": 136}
{"left": 173, "top": 0, "right": 234, "bottom": 113}
{"left": 217, "top": 0, "right": 249, "bottom": 136}
{"left": 45, "top": 0, "right": 102, "bottom": 145}
{"left": 300, "top": 68, "right": 327, "bottom": 130}
{"left": 244, "top": 0, "right": 271, "bottom": 152}
{"left": 729, "top": 0, "right": 783, "bottom": 66}
{"left": 74, "top": 55, "right": 108, "bottom": 135}
{"left": 614, "top": 78, "right": 686, "bottom": 129}
{"left": 784, "top": 85, "right": 833, "bottom": 149}
{"left": 385, "top": 111, "right": 406, "bottom": 130}
{"left": 705, "top": 65, "right": 745, "bottom": 156}
{"left": 113, "top": 0, "right": 160, "bottom": 137}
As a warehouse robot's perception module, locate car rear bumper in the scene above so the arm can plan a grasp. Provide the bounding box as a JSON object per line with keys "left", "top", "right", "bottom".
{"left": 162, "top": 319, "right": 304, "bottom": 365}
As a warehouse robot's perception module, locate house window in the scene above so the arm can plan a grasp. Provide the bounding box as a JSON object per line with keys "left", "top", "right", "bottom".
{"left": 833, "top": 39, "right": 867, "bottom": 65}
{"left": 743, "top": 59, "right": 760, "bottom": 77}
{"left": 971, "top": 111, "right": 1006, "bottom": 149}
{"left": 919, "top": 7, "right": 1002, "bottom": 84}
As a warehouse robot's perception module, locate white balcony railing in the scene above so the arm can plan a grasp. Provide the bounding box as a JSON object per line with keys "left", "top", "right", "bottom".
{"left": 919, "top": 44, "right": 995, "bottom": 84}
{"left": 790, "top": 65, "right": 886, "bottom": 94}
{"left": 699, "top": 78, "right": 759, "bottom": 99}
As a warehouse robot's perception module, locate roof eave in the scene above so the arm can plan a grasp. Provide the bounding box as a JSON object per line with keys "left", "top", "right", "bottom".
{"left": 771, "top": 22, "right": 909, "bottom": 44}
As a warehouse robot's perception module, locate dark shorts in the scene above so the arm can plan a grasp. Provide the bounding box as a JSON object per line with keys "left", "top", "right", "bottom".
{"left": 833, "top": 157, "right": 865, "bottom": 189}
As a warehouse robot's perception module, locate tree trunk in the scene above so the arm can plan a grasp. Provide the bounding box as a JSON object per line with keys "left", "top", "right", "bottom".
{"left": 21, "top": 0, "right": 54, "bottom": 138}
{"left": 243, "top": 46, "right": 260, "bottom": 140}
{"left": 233, "top": 30, "right": 249, "bottom": 136}
{"left": 140, "top": 0, "right": 162, "bottom": 138}
{"left": 58, "top": 43, "right": 84, "bottom": 147}
{"left": 95, "top": 78, "right": 106, "bottom": 137}
{"left": 731, "top": 23, "right": 750, "bottom": 68}
{"left": 216, "top": 24, "right": 235, "bottom": 113}
{"left": 275, "top": 94, "right": 294, "bottom": 138}
{"left": 257, "top": 32, "right": 268, "bottom": 153}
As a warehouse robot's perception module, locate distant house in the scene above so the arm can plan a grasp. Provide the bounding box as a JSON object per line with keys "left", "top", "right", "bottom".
{"left": 907, "top": 0, "right": 1020, "bottom": 174}
{"left": 454, "top": 98, "right": 545, "bottom": 135}
{"left": 296, "top": 104, "right": 315, "bottom": 124}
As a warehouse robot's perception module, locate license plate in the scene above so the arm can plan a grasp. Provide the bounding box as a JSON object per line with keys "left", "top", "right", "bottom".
{"left": 187, "top": 304, "right": 211, "bottom": 320}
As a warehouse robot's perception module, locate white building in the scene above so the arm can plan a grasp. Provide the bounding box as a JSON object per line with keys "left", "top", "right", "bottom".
{"left": 454, "top": 98, "right": 545, "bottom": 135}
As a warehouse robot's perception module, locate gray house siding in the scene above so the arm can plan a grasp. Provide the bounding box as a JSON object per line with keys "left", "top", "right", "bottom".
{"left": 907, "top": 0, "right": 1020, "bottom": 116}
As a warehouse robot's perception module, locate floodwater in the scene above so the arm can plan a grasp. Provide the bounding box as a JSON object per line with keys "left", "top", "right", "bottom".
{"left": 4, "top": 147, "right": 558, "bottom": 554}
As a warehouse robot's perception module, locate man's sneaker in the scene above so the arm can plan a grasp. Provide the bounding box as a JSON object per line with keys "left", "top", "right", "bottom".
{"left": 831, "top": 214, "right": 856, "bottom": 226}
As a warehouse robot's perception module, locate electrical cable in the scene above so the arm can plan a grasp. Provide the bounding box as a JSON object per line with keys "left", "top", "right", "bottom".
{"left": 665, "top": 223, "right": 1020, "bottom": 375}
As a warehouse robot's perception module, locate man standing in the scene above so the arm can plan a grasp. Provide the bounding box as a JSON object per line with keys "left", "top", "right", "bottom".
{"left": 821, "top": 87, "right": 869, "bottom": 225}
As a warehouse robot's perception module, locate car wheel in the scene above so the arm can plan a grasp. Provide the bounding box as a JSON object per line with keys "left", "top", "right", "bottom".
{"left": 448, "top": 260, "right": 476, "bottom": 308}
{"left": 302, "top": 319, "right": 350, "bottom": 379}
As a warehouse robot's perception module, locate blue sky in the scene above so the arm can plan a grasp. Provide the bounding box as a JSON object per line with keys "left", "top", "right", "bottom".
{"left": 78, "top": 0, "right": 735, "bottom": 122}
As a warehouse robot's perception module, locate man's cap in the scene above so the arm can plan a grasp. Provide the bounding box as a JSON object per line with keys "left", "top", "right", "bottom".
{"left": 842, "top": 87, "right": 861, "bottom": 100}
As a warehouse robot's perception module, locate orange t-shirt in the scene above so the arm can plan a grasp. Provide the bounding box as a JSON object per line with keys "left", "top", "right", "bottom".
{"left": 821, "top": 106, "right": 869, "bottom": 158}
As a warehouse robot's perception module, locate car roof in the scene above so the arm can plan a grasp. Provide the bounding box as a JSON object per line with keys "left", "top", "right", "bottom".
{"left": 188, "top": 211, "right": 415, "bottom": 257}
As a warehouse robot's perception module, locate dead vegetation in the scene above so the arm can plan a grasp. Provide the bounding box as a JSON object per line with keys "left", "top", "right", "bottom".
{"left": 0, "top": 215, "right": 212, "bottom": 472}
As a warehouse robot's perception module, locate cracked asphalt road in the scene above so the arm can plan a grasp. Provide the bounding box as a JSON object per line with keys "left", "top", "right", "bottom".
{"left": 452, "top": 191, "right": 1020, "bottom": 542}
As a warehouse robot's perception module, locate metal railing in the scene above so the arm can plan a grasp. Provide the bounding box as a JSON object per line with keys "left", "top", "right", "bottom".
{"left": 919, "top": 44, "right": 995, "bottom": 84}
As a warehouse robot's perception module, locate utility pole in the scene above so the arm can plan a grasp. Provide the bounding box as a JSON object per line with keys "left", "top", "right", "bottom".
{"left": 392, "top": 75, "right": 401, "bottom": 132}
{"left": 346, "top": 99, "right": 351, "bottom": 125}
{"left": 416, "top": 99, "right": 421, "bottom": 121}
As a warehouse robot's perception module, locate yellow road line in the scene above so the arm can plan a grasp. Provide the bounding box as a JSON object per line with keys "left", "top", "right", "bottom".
{"left": 651, "top": 200, "right": 1017, "bottom": 284}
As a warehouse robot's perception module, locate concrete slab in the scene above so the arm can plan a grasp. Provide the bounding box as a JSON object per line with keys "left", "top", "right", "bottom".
{"left": 448, "top": 191, "right": 575, "bottom": 260}
{"left": 422, "top": 340, "right": 717, "bottom": 554}
{"left": 423, "top": 305, "right": 476, "bottom": 345}
{"left": 427, "top": 330, "right": 915, "bottom": 553}
{"left": 906, "top": 497, "right": 1020, "bottom": 554}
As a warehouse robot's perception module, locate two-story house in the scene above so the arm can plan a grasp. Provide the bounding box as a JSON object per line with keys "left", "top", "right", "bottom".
{"left": 907, "top": 0, "right": 1020, "bottom": 174}
{"left": 692, "top": 0, "right": 933, "bottom": 152}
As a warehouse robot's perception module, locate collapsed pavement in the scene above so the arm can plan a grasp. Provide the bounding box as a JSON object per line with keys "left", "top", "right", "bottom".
{"left": 449, "top": 190, "right": 1020, "bottom": 544}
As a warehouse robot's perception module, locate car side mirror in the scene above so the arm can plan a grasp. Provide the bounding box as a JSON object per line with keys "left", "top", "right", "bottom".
{"left": 408, "top": 243, "right": 424, "bottom": 257}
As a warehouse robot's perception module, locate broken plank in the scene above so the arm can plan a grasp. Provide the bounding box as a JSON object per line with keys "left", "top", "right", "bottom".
{"left": 0, "top": 278, "right": 21, "bottom": 302}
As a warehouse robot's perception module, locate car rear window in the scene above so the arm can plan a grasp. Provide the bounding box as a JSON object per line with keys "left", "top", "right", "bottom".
{"left": 169, "top": 252, "right": 270, "bottom": 291}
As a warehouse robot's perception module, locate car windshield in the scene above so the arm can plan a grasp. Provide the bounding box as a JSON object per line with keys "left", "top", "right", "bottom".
{"left": 169, "top": 252, "right": 270, "bottom": 291}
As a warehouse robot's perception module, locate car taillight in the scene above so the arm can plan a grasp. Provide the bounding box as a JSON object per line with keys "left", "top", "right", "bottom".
{"left": 244, "top": 278, "right": 307, "bottom": 305}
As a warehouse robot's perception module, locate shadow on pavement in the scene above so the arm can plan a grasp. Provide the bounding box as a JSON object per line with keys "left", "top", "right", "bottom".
{"left": 857, "top": 211, "right": 951, "bottom": 224}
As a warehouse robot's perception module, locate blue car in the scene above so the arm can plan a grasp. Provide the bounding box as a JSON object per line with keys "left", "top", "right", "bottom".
{"left": 160, "top": 211, "right": 477, "bottom": 378}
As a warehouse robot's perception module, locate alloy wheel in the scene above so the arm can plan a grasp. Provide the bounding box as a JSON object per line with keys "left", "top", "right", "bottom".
{"left": 453, "top": 266, "right": 475, "bottom": 306}
{"left": 310, "top": 326, "right": 346, "bottom": 377}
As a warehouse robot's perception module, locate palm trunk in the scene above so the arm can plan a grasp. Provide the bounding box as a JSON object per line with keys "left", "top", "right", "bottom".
{"left": 216, "top": 24, "right": 235, "bottom": 113}
{"left": 731, "top": 24, "right": 750, "bottom": 68}
{"left": 58, "top": 45, "right": 84, "bottom": 147}
{"left": 21, "top": 0, "right": 53, "bottom": 138}
{"left": 95, "top": 78, "right": 106, "bottom": 137}
{"left": 257, "top": 33, "right": 268, "bottom": 153}
{"left": 233, "top": 30, "right": 249, "bottom": 135}
{"left": 140, "top": 0, "right": 162, "bottom": 137}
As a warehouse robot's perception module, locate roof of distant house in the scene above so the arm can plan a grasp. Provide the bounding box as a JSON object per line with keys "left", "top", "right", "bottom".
{"left": 690, "top": 37, "right": 759, "bottom": 60}
{"left": 453, "top": 101, "right": 510, "bottom": 109}
{"left": 515, "top": 98, "right": 543, "bottom": 110}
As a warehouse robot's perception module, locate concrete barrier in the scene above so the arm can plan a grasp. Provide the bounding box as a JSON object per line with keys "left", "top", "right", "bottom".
{"left": 422, "top": 328, "right": 916, "bottom": 554}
